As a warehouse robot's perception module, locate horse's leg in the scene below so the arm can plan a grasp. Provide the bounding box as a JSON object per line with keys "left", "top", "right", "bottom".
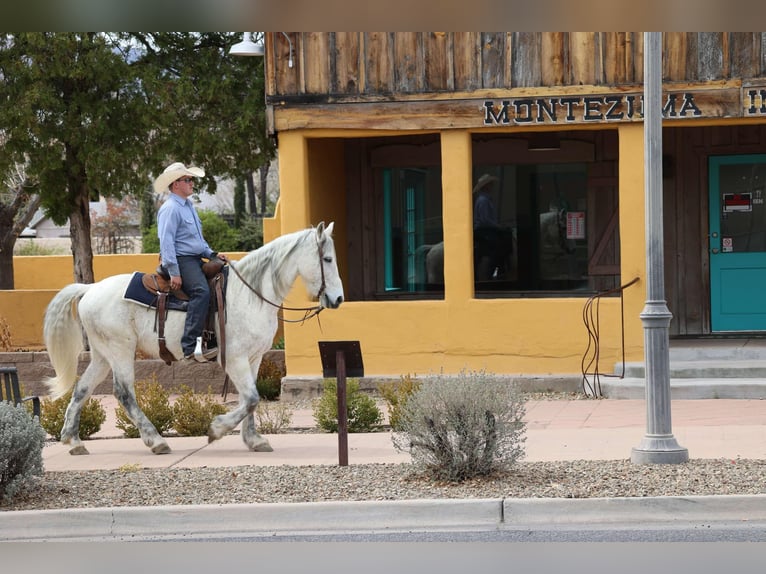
{"left": 111, "top": 358, "right": 171, "bottom": 454}
{"left": 60, "top": 352, "right": 111, "bottom": 455}
{"left": 208, "top": 355, "right": 272, "bottom": 451}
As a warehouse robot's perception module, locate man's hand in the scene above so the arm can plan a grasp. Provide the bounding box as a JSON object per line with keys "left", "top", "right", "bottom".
{"left": 217, "top": 253, "right": 228, "bottom": 263}
{"left": 170, "top": 275, "right": 182, "bottom": 290}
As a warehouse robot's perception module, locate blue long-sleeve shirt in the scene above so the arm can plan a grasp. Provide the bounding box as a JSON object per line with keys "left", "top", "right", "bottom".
{"left": 157, "top": 193, "right": 215, "bottom": 277}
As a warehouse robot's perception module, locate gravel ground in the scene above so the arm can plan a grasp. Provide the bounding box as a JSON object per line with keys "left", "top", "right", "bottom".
{"left": 3, "top": 456, "right": 765, "bottom": 512}
{"left": 3, "top": 392, "right": 765, "bottom": 512}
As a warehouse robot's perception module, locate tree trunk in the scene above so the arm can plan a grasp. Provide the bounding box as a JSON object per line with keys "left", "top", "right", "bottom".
{"left": 0, "top": 248, "right": 14, "bottom": 290}
{"left": 246, "top": 172, "right": 257, "bottom": 216}
{"left": 69, "top": 185, "right": 94, "bottom": 284}
{"left": 259, "top": 163, "right": 270, "bottom": 216}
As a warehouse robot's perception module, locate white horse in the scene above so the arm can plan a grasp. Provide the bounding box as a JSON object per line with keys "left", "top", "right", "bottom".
{"left": 43, "top": 222, "right": 344, "bottom": 456}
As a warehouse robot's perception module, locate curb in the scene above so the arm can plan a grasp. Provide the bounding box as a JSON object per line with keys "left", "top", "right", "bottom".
{"left": 2, "top": 495, "right": 765, "bottom": 541}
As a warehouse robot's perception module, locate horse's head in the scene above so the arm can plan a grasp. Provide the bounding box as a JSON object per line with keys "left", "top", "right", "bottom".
{"left": 301, "top": 221, "right": 345, "bottom": 309}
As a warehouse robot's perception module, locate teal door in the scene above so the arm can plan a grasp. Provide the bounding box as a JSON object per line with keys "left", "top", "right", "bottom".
{"left": 709, "top": 155, "right": 766, "bottom": 332}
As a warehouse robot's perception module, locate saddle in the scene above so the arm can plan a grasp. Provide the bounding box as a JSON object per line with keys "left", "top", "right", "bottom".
{"left": 144, "top": 257, "right": 228, "bottom": 367}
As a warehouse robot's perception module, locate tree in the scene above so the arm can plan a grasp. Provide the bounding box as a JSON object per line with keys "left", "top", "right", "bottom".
{"left": 0, "top": 162, "right": 40, "bottom": 289}
{"left": 0, "top": 33, "right": 151, "bottom": 284}
{"left": 0, "top": 32, "right": 274, "bottom": 285}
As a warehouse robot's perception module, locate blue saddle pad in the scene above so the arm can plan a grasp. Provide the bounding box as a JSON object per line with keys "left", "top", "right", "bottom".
{"left": 123, "top": 272, "right": 189, "bottom": 311}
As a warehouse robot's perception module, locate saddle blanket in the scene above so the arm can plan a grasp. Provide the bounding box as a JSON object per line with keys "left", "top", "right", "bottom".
{"left": 123, "top": 272, "right": 189, "bottom": 311}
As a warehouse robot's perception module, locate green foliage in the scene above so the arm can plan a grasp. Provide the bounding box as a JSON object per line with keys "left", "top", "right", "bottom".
{"left": 0, "top": 32, "right": 275, "bottom": 283}
{"left": 236, "top": 216, "right": 263, "bottom": 251}
{"left": 197, "top": 210, "right": 240, "bottom": 251}
{"left": 172, "top": 385, "right": 227, "bottom": 437}
{"left": 271, "top": 337, "right": 285, "bottom": 350}
{"left": 313, "top": 379, "right": 383, "bottom": 433}
{"left": 255, "top": 401, "right": 293, "bottom": 434}
{"left": 0, "top": 401, "right": 46, "bottom": 502}
{"left": 141, "top": 224, "right": 160, "bottom": 253}
{"left": 39, "top": 391, "right": 106, "bottom": 441}
{"left": 115, "top": 376, "right": 174, "bottom": 438}
{"left": 142, "top": 210, "right": 243, "bottom": 254}
{"left": 256, "top": 356, "right": 286, "bottom": 401}
{"left": 392, "top": 369, "right": 527, "bottom": 482}
{"left": 379, "top": 374, "right": 421, "bottom": 431}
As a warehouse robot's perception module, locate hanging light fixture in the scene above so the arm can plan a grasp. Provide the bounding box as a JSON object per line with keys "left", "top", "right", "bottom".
{"left": 229, "top": 32, "right": 264, "bottom": 57}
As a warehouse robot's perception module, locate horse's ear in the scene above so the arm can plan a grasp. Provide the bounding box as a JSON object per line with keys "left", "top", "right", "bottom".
{"left": 316, "top": 221, "right": 325, "bottom": 237}
{"left": 325, "top": 221, "right": 334, "bottom": 236}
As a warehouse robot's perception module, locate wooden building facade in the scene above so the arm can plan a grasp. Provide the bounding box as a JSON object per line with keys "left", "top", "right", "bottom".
{"left": 259, "top": 32, "right": 766, "bottom": 387}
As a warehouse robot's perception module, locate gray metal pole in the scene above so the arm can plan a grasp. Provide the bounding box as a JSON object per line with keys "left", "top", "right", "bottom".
{"left": 631, "top": 32, "right": 689, "bottom": 465}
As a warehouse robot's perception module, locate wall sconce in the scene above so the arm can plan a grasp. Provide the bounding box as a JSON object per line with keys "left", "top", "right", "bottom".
{"left": 229, "top": 32, "right": 264, "bottom": 57}
{"left": 229, "top": 32, "right": 293, "bottom": 68}
{"left": 280, "top": 32, "right": 294, "bottom": 68}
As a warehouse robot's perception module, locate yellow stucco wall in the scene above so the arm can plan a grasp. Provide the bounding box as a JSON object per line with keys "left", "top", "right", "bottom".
{"left": 280, "top": 126, "right": 648, "bottom": 379}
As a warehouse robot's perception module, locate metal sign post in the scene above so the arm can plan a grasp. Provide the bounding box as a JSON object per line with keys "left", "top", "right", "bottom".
{"left": 318, "top": 341, "right": 364, "bottom": 467}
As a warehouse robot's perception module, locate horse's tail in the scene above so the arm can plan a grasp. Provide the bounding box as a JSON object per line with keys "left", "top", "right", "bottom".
{"left": 43, "top": 283, "right": 91, "bottom": 399}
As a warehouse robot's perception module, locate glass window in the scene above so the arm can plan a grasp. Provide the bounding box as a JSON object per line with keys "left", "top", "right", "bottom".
{"left": 472, "top": 132, "right": 619, "bottom": 296}
{"left": 381, "top": 166, "right": 443, "bottom": 293}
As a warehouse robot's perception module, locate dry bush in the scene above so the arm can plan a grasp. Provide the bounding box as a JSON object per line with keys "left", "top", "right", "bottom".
{"left": 393, "top": 369, "right": 527, "bottom": 482}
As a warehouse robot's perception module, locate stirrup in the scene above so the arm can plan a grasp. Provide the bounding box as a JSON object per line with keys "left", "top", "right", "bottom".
{"left": 193, "top": 336, "right": 218, "bottom": 362}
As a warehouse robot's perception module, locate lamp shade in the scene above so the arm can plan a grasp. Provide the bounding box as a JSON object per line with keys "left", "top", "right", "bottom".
{"left": 229, "top": 32, "right": 264, "bottom": 56}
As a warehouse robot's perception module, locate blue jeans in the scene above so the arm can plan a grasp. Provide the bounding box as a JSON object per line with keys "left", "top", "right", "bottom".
{"left": 177, "top": 256, "right": 210, "bottom": 356}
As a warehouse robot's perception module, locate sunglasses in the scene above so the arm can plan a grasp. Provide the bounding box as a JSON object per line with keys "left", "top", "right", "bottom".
{"left": 177, "top": 177, "right": 195, "bottom": 184}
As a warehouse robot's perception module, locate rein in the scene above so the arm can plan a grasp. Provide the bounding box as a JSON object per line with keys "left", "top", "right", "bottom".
{"left": 227, "top": 235, "right": 327, "bottom": 324}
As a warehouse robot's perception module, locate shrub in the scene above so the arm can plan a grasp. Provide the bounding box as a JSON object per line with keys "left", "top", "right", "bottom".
{"left": 313, "top": 378, "right": 383, "bottom": 433}
{"left": 39, "top": 391, "right": 106, "bottom": 441}
{"left": 142, "top": 210, "right": 239, "bottom": 254}
{"left": 257, "top": 356, "right": 285, "bottom": 401}
{"left": 0, "top": 401, "right": 46, "bottom": 502}
{"left": 172, "top": 385, "right": 227, "bottom": 436}
{"left": 392, "top": 369, "right": 527, "bottom": 482}
{"left": 115, "top": 376, "right": 174, "bottom": 438}
{"left": 379, "top": 374, "right": 421, "bottom": 431}
{"left": 255, "top": 400, "right": 293, "bottom": 434}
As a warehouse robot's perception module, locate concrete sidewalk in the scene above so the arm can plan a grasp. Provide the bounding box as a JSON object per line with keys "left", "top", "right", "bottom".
{"left": 40, "top": 396, "right": 766, "bottom": 472}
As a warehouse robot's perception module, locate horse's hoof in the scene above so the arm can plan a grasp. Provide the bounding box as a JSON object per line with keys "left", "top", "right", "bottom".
{"left": 250, "top": 442, "right": 274, "bottom": 452}
{"left": 151, "top": 443, "right": 171, "bottom": 454}
{"left": 69, "top": 445, "right": 89, "bottom": 456}
{"left": 207, "top": 428, "right": 223, "bottom": 443}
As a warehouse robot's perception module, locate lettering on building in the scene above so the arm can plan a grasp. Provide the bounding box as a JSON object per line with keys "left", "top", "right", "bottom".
{"left": 483, "top": 93, "right": 703, "bottom": 125}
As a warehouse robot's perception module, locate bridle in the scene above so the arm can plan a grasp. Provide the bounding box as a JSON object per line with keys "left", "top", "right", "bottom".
{"left": 227, "top": 233, "right": 327, "bottom": 324}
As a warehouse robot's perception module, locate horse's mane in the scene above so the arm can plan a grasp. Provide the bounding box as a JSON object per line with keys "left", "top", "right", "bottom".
{"left": 232, "top": 227, "right": 316, "bottom": 300}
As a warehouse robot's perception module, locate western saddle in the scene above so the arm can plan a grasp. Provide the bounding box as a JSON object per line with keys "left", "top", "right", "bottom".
{"left": 142, "top": 257, "right": 227, "bottom": 366}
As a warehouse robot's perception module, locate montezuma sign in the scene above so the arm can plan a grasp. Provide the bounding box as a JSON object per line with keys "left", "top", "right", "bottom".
{"left": 483, "top": 88, "right": 742, "bottom": 125}
{"left": 269, "top": 85, "right": 760, "bottom": 132}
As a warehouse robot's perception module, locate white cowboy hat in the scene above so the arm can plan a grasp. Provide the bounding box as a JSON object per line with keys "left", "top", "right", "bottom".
{"left": 153, "top": 162, "right": 205, "bottom": 194}
{"left": 472, "top": 174, "right": 498, "bottom": 194}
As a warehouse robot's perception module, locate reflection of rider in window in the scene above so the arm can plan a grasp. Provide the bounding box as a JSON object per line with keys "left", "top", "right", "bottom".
{"left": 473, "top": 174, "right": 502, "bottom": 281}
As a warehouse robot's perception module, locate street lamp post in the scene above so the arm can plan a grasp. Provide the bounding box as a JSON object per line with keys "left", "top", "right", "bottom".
{"left": 631, "top": 32, "right": 689, "bottom": 465}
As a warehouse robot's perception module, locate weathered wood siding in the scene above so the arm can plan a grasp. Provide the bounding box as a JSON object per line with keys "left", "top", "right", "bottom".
{"left": 265, "top": 32, "right": 766, "bottom": 101}
{"left": 663, "top": 124, "right": 766, "bottom": 336}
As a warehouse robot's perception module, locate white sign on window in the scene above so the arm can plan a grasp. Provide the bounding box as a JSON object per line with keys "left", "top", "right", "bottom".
{"left": 566, "top": 212, "right": 586, "bottom": 240}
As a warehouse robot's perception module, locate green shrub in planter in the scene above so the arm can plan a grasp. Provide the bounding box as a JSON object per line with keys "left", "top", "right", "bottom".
{"left": 172, "top": 385, "right": 227, "bottom": 437}
{"left": 256, "top": 356, "right": 285, "bottom": 401}
{"left": 39, "top": 390, "right": 106, "bottom": 441}
{"left": 115, "top": 376, "right": 174, "bottom": 438}
{"left": 379, "top": 374, "right": 421, "bottom": 431}
{"left": 312, "top": 378, "right": 383, "bottom": 433}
